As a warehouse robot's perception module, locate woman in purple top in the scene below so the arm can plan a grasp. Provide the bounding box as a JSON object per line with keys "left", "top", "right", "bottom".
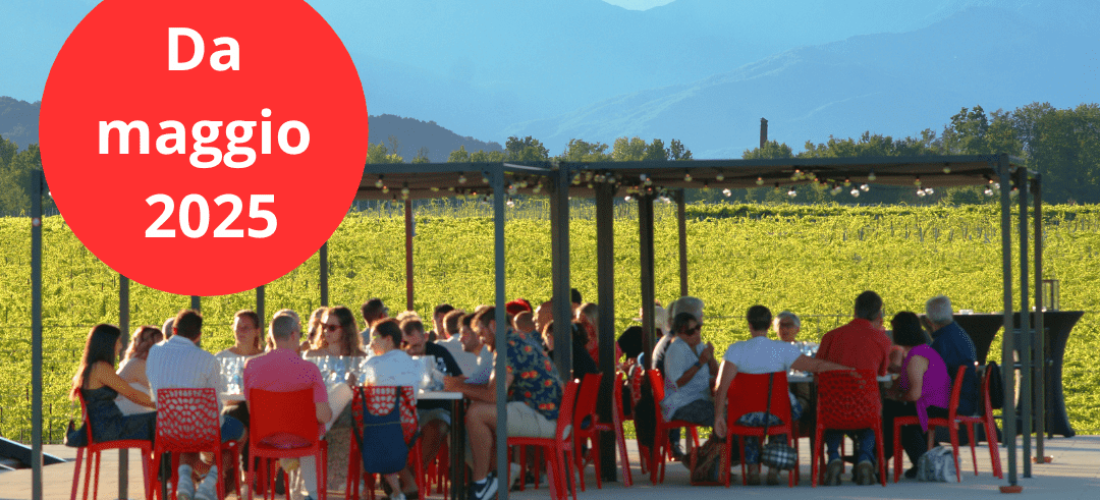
{"left": 883, "top": 312, "right": 951, "bottom": 478}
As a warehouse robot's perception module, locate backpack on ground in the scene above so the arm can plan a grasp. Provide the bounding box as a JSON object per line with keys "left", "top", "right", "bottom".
{"left": 917, "top": 445, "right": 959, "bottom": 483}
{"left": 986, "top": 362, "right": 1005, "bottom": 410}
{"left": 351, "top": 387, "right": 409, "bottom": 475}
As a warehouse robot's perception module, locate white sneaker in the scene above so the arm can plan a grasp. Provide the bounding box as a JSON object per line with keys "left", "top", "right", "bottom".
{"left": 176, "top": 465, "right": 195, "bottom": 500}
{"left": 390, "top": 493, "right": 407, "bottom": 500}
{"left": 510, "top": 463, "right": 522, "bottom": 487}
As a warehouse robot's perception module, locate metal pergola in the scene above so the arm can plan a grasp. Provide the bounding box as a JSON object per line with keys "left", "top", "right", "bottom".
{"left": 28, "top": 153, "right": 1042, "bottom": 499}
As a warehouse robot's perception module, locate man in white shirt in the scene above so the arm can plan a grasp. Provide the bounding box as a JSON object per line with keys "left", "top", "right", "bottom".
{"left": 146, "top": 309, "right": 244, "bottom": 500}
{"left": 713, "top": 305, "right": 849, "bottom": 485}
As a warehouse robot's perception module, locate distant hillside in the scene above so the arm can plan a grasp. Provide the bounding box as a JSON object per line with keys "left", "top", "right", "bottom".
{"left": 0, "top": 97, "right": 39, "bottom": 150}
{"left": 370, "top": 114, "right": 502, "bottom": 162}
{"left": 0, "top": 101, "right": 499, "bottom": 162}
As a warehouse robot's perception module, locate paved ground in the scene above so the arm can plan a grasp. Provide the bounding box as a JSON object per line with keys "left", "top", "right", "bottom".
{"left": 2, "top": 436, "right": 1097, "bottom": 499}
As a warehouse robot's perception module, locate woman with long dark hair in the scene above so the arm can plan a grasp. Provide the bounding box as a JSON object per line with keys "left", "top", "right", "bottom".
{"left": 70, "top": 324, "right": 156, "bottom": 443}
{"left": 305, "top": 305, "right": 367, "bottom": 357}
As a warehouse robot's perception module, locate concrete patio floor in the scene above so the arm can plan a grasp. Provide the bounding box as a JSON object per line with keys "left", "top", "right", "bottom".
{"left": 2, "top": 435, "right": 1097, "bottom": 499}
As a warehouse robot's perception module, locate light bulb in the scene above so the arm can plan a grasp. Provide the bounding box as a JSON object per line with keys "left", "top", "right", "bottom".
{"left": 723, "top": 188, "right": 732, "bottom": 197}
{"left": 914, "top": 177, "right": 922, "bottom": 186}
{"left": 375, "top": 179, "right": 384, "bottom": 188}
{"left": 716, "top": 173, "right": 725, "bottom": 181}
{"left": 916, "top": 189, "right": 926, "bottom": 197}
{"left": 458, "top": 175, "right": 467, "bottom": 184}
{"left": 624, "top": 195, "right": 633, "bottom": 202}
{"left": 925, "top": 187, "right": 934, "bottom": 195}
{"left": 756, "top": 177, "right": 764, "bottom": 186}
{"left": 867, "top": 171, "right": 877, "bottom": 181}
{"left": 787, "top": 188, "right": 797, "bottom": 197}
{"left": 684, "top": 173, "right": 692, "bottom": 182}
{"left": 984, "top": 188, "right": 994, "bottom": 196}
{"left": 860, "top": 183, "right": 870, "bottom": 192}
{"left": 943, "top": 167, "right": 952, "bottom": 174}
{"left": 850, "top": 188, "right": 860, "bottom": 197}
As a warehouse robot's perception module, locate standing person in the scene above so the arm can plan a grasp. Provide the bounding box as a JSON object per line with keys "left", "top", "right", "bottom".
{"left": 925, "top": 295, "right": 979, "bottom": 418}
{"left": 883, "top": 312, "right": 951, "bottom": 478}
{"left": 243, "top": 314, "right": 332, "bottom": 500}
{"left": 713, "top": 306, "right": 849, "bottom": 485}
{"left": 115, "top": 325, "right": 162, "bottom": 415}
{"left": 306, "top": 306, "right": 367, "bottom": 357}
{"left": 70, "top": 324, "right": 157, "bottom": 445}
{"left": 815, "top": 291, "right": 892, "bottom": 486}
{"left": 429, "top": 303, "right": 455, "bottom": 342}
{"left": 147, "top": 310, "right": 244, "bottom": 500}
{"left": 398, "top": 318, "right": 463, "bottom": 498}
{"left": 443, "top": 307, "right": 563, "bottom": 500}
{"left": 362, "top": 319, "right": 422, "bottom": 500}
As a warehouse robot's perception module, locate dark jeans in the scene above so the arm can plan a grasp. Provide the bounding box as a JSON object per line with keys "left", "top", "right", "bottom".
{"left": 882, "top": 400, "right": 948, "bottom": 467}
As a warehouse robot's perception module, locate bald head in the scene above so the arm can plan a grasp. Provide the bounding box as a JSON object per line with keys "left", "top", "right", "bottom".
{"left": 535, "top": 301, "right": 553, "bottom": 333}
{"left": 269, "top": 314, "right": 300, "bottom": 341}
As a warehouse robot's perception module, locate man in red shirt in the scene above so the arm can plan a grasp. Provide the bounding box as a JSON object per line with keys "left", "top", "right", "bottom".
{"left": 816, "top": 291, "right": 891, "bottom": 486}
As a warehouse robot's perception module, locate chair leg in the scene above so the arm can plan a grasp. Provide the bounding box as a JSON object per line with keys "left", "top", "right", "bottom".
{"left": 893, "top": 423, "right": 903, "bottom": 483}
{"left": 141, "top": 450, "right": 152, "bottom": 500}
{"left": 565, "top": 449, "right": 578, "bottom": 500}
{"left": 876, "top": 425, "right": 887, "bottom": 487}
{"left": 84, "top": 451, "right": 96, "bottom": 500}
{"left": 614, "top": 426, "right": 632, "bottom": 487}
{"left": 967, "top": 423, "right": 979, "bottom": 475}
{"left": 812, "top": 427, "right": 822, "bottom": 487}
{"left": 593, "top": 440, "right": 602, "bottom": 489}
{"left": 949, "top": 424, "right": 961, "bottom": 483}
{"left": 71, "top": 448, "right": 84, "bottom": 500}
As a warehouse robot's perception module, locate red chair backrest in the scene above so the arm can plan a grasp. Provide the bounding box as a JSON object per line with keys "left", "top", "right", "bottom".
{"left": 947, "top": 364, "right": 968, "bottom": 420}
{"left": 629, "top": 367, "right": 644, "bottom": 407}
{"left": 76, "top": 391, "right": 96, "bottom": 446}
{"left": 573, "top": 373, "right": 602, "bottom": 433}
{"left": 156, "top": 388, "right": 221, "bottom": 453}
{"left": 726, "top": 372, "right": 792, "bottom": 426}
{"left": 249, "top": 388, "right": 317, "bottom": 446}
{"left": 351, "top": 386, "right": 418, "bottom": 444}
{"left": 555, "top": 380, "right": 580, "bottom": 441}
{"left": 815, "top": 369, "right": 881, "bottom": 429}
{"left": 647, "top": 370, "right": 667, "bottom": 404}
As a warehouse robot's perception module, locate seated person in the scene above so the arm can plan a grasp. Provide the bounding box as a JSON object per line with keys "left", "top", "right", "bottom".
{"left": 444, "top": 307, "right": 564, "bottom": 500}
{"left": 114, "top": 325, "right": 162, "bottom": 415}
{"left": 429, "top": 303, "right": 455, "bottom": 342}
{"left": 542, "top": 320, "right": 599, "bottom": 380}
{"left": 925, "top": 295, "right": 979, "bottom": 417}
{"left": 815, "top": 291, "right": 892, "bottom": 486}
{"left": 243, "top": 314, "right": 332, "bottom": 500}
{"left": 883, "top": 312, "right": 951, "bottom": 479}
{"left": 398, "top": 318, "right": 463, "bottom": 498}
{"left": 660, "top": 312, "right": 717, "bottom": 427}
{"left": 70, "top": 324, "right": 157, "bottom": 446}
{"left": 361, "top": 319, "right": 422, "bottom": 500}
{"left": 714, "top": 305, "right": 848, "bottom": 485}
{"left": 305, "top": 306, "right": 368, "bottom": 358}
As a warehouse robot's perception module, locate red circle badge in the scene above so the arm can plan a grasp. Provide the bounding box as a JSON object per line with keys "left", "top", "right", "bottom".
{"left": 40, "top": 0, "right": 368, "bottom": 296}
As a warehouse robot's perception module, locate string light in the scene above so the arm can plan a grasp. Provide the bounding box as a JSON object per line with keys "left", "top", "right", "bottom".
{"left": 375, "top": 175, "right": 385, "bottom": 188}
{"left": 722, "top": 188, "right": 732, "bottom": 197}
{"left": 572, "top": 174, "right": 582, "bottom": 185}
{"left": 831, "top": 184, "right": 843, "bottom": 195}
{"left": 382, "top": 186, "right": 389, "bottom": 194}
{"left": 458, "top": 175, "right": 467, "bottom": 184}
{"left": 916, "top": 188, "right": 926, "bottom": 197}
{"left": 716, "top": 173, "right": 725, "bottom": 181}
{"left": 684, "top": 172, "right": 692, "bottom": 182}
{"left": 844, "top": 178, "right": 851, "bottom": 186}
{"left": 867, "top": 170, "right": 876, "bottom": 181}
{"left": 481, "top": 175, "right": 489, "bottom": 184}
{"left": 506, "top": 198, "right": 515, "bottom": 208}
{"left": 787, "top": 188, "right": 797, "bottom": 198}
{"left": 925, "top": 187, "right": 934, "bottom": 195}
{"left": 850, "top": 188, "right": 860, "bottom": 198}
{"left": 624, "top": 195, "right": 633, "bottom": 202}
{"left": 914, "top": 177, "right": 922, "bottom": 187}
{"left": 943, "top": 167, "right": 952, "bottom": 174}
{"left": 984, "top": 188, "right": 994, "bottom": 196}
{"left": 756, "top": 177, "right": 764, "bottom": 186}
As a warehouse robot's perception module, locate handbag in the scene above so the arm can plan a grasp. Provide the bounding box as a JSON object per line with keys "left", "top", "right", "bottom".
{"left": 917, "top": 445, "right": 960, "bottom": 482}
{"left": 350, "top": 387, "right": 410, "bottom": 475}
{"left": 687, "top": 436, "right": 726, "bottom": 485}
{"left": 759, "top": 372, "right": 797, "bottom": 471}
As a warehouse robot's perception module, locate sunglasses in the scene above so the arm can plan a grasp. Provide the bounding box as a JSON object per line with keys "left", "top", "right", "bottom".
{"left": 323, "top": 324, "right": 341, "bottom": 332}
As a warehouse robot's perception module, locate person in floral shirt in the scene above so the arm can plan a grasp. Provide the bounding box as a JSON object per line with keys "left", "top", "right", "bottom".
{"left": 443, "top": 306, "right": 563, "bottom": 500}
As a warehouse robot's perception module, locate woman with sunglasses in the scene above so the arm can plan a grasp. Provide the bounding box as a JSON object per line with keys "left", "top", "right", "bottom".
{"left": 305, "top": 305, "right": 367, "bottom": 357}
{"left": 113, "top": 325, "right": 163, "bottom": 415}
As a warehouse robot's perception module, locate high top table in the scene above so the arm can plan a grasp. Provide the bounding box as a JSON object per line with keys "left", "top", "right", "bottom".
{"left": 952, "top": 311, "right": 1084, "bottom": 437}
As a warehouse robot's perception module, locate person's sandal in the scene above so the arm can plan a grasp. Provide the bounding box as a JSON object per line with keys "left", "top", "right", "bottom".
{"left": 747, "top": 465, "right": 762, "bottom": 486}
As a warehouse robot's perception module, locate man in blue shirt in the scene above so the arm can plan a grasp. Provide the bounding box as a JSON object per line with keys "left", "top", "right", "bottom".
{"left": 925, "top": 295, "right": 979, "bottom": 417}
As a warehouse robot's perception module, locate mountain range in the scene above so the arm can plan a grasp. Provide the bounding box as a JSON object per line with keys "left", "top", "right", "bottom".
{"left": 3, "top": 0, "right": 1097, "bottom": 158}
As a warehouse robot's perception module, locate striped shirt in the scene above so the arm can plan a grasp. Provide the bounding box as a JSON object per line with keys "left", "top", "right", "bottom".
{"left": 146, "top": 335, "right": 226, "bottom": 411}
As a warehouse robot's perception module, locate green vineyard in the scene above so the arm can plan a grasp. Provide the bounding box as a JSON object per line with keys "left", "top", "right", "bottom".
{"left": 1, "top": 200, "right": 1099, "bottom": 442}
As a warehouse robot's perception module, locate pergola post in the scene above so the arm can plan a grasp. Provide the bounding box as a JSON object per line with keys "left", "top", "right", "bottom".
{"left": 118, "top": 275, "right": 130, "bottom": 499}
{"left": 405, "top": 198, "right": 414, "bottom": 311}
{"left": 676, "top": 189, "right": 688, "bottom": 297}
{"left": 256, "top": 285, "right": 265, "bottom": 324}
{"left": 638, "top": 192, "right": 657, "bottom": 365}
{"left": 550, "top": 166, "right": 573, "bottom": 380}
{"left": 1032, "top": 174, "right": 1046, "bottom": 461}
{"left": 31, "top": 169, "right": 43, "bottom": 500}
{"left": 190, "top": 295, "right": 200, "bottom": 312}
{"left": 491, "top": 167, "right": 509, "bottom": 500}
{"left": 595, "top": 182, "right": 617, "bottom": 481}
{"left": 1017, "top": 167, "right": 1032, "bottom": 477}
{"left": 998, "top": 153, "right": 1019, "bottom": 490}
{"left": 319, "top": 241, "right": 330, "bottom": 307}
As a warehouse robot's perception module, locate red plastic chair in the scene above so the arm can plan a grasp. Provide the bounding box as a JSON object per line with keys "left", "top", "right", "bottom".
{"left": 572, "top": 373, "right": 603, "bottom": 491}
{"left": 721, "top": 371, "right": 797, "bottom": 488}
{"left": 507, "top": 380, "right": 581, "bottom": 500}
{"left": 70, "top": 391, "right": 154, "bottom": 500}
{"left": 892, "top": 365, "right": 966, "bottom": 483}
{"left": 246, "top": 388, "right": 328, "bottom": 500}
{"left": 647, "top": 370, "right": 701, "bottom": 485}
{"left": 954, "top": 365, "right": 1003, "bottom": 478}
{"left": 345, "top": 386, "right": 422, "bottom": 500}
{"left": 812, "top": 370, "right": 886, "bottom": 487}
{"left": 151, "top": 388, "right": 240, "bottom": 500}
{"left": 592, "top": 371, "right": 633, "bottom": 487}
